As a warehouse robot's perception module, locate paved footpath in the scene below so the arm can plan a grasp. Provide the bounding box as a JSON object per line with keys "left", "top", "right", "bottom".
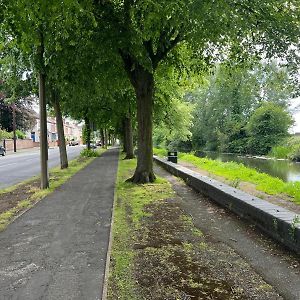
{"left": 0, "top": 148, "right": 119, "bottom": 300}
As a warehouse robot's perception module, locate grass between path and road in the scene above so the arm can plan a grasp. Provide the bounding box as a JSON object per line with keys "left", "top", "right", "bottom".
{"left": 0, "top": 148, "right": 106, "bottom": 231}
{"left": 107, "top": 155, "right": 282, "bottom": 299}
{"left": 153, "top": 148, "right": 300, "bottom": 205}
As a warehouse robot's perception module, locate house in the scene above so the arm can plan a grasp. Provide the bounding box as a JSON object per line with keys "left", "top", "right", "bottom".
{"left": 30, "top": 116, "right": 82, "bottom": 145}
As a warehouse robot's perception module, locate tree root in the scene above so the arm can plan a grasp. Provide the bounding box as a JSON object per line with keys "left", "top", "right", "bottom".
{"left": 126, "top": 171, "right": 156, "bottom": 184}
{"left": 123, "top": 154, "right": 135, "bottom": 160}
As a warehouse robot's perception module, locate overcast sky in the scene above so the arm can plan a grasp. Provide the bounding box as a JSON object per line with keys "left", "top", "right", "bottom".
{"left": 290, "top": 97, "right": 300, "bottom": 134}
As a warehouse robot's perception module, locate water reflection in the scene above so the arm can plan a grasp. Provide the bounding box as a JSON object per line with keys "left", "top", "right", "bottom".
{"left": 194, "top": 151, "right": 300, "bottom": 183}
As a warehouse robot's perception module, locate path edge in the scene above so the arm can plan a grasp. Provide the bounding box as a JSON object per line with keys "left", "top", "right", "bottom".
{"left": 101, "top": 152, "right": 119, "bottom": 300}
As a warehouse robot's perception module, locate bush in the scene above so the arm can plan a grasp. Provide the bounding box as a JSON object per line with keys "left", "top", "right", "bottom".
{"left": 289, "top": 145, "right": 300, "bottom": 162}
{"left": 80, "top": 148, "right": 99, "bottom": 158}
{"left": 226, "top": 138, "right": 248, "bottom": 154}
{"left": 0, "top": 128, "right": 13, "bottom": 140}
{"left": 15, "top": 130, "right": 26, "bottom": 139}
{"left": 269, "top": 136, "right": 300, "bottom": 161}
{"left": 268, "top": 146, "right": 291, "bottom": 159}
{"left": 246, "top": 103, "right": 292, "bottom": 155}
{"left": 153, "top": 148, "right": 168, "bottom": 157}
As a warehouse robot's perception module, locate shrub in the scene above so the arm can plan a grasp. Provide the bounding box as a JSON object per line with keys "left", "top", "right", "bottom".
{"left": 268, "top": 146, "right": 291, "bottom": 159}
{"left": 289, "top": 145, "right": 300, "bottom": 162}
{"left": 80, "top": 148, "right": 99, "bottom": 158}
{"left": 269, "top": 136, "right": 300, "bottom": 161}
{"left": 15, "top": 130, "right": 26, "bottom": 139}
{"left": 0, "top": 128, "right": 13, "bottom": 140}
{"left": 246, "top": 103, "right": 292, "bottom": 155}
{"left": 153, "top": 148, "right": 168, "bottom": 157}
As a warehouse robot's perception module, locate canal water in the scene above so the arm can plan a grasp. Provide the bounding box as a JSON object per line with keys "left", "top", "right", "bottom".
{"left": 194, "top": 151, "right": 300, "bottom": 183}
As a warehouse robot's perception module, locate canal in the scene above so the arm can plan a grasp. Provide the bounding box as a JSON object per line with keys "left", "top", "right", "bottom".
{"left": 194, "top": 151, "right": 300, "bottom": 183}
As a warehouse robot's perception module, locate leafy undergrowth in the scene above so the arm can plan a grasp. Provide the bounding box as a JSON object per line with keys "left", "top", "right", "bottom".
{"left": 0, "top": 151, "right": 106, "bottom": 231}
{"left": 80, "top": 148, "right": 105, "bottom": 157}
{"left": 108, "top": 156, "right": 281, "bottom": 300}
{"left": 269, "top": 136, "right": 300, "bottom": 161}
{"left": 153, "top": 148, "right": 300, "bottom": 205}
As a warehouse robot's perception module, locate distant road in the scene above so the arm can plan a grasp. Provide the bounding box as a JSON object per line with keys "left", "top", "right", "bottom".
{"left": 0, "top": 145, "right": 84, "bottom": 189}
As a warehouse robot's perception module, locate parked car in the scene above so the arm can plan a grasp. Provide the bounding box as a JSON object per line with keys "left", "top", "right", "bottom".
{"left": 90, "top": 143, "right": 97, "bottom": 149}
{"left": 69, "top": 140, "right": 79, "bottom": 146}
{"left": 0, "top": 146, "right": 6, "bottom": 156}
{"left": 96, "top": 140, "right": 102, "bottom": 146}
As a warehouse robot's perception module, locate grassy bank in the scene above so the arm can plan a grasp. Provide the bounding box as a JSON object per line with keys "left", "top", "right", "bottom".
{"left": 154, "top": 148, "right": 300, "bottom": 204}
{"left": 0, "top": 148, "right": 106, "bottom": 231}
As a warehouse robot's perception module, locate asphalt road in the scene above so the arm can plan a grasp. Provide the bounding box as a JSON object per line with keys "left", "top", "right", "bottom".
{"left": 0, "top": 149, "right": 118, "bottom": 299}
{"left": 0, "top": 146, "right": 84, "bottom": 189}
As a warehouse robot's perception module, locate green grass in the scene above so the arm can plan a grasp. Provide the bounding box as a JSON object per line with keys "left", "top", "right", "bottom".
{"left": 0, "top": 150, "right": 107, "bottom": 231}
{"left": 153, "top": 148, "right": 300, "bottom": 204}
{"left": 108, "top": 155, "right": 174, "bottom": 300}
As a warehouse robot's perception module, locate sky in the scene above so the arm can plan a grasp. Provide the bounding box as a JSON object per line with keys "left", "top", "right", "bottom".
{"left": 290, "top": 97, "right": 300, "bottom": 134}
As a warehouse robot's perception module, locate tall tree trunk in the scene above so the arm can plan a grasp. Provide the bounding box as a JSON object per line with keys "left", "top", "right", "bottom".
{"left": 104, "top": 128, "right": 108, "bottom": 149}
{"left": 129, "top": 66, "right": 155, "bottom": 183}
{"left": 12, "top": 104, "right": 16, "bottom": 153}
{"left": 100, "top": 128, "right": 105, "bottom": 148}
{"left": 122, "top": 119, "right": 127, "bottom": 153}
{"left": 53, "top": 93, "right": 68, "bottom": 169}
{"left": 84, "top": 117, "right": 91, "bottom": 150}
{"left": 39, "top": 72, "right": 49, "bottom": 189}
{"left": 38, "top": 31, "right": 49, "bottom": 189}
{"left": 124, "top": 114, "right": 134, "bottom": 159}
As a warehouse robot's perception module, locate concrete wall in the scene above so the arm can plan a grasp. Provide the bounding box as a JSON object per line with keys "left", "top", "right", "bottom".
{"left": 154, "top": 156, "right": 300, "bottom": 254}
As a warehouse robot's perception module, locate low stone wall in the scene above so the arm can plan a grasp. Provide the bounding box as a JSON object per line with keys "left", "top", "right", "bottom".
{"left": 2, "top": 139, "right": 58, "bottom": 151}
{"left": 3, "top": 139, "right": 36, "bottom": 151}
{"left": 48, "top": 141, "right": 58, "bottom": 148}
{"left": 154, "top": 156, "right": 300, "bottom": 254}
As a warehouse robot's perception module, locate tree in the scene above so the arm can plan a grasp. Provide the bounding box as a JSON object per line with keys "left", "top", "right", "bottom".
{"left": 246, "top": 103, "right": 293, "bottom": 155}
{"left": 2, "top": 0, "right": 93, "bottom": 188}
{"left": 153, "top": 98, "right": 194, "bottom": 151}
{"left": 50, "top": 89, "right": 68, "bottom": 169}
{"left": 190, "top": 62, "right": 296, "bottom": 153}
{"left": 94, "top": 0, "right": 300, "bottom": 183}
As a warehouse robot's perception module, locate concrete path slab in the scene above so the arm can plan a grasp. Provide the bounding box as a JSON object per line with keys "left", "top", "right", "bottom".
{"left": 0, "top": 148, "right": 119, "bottom": 300}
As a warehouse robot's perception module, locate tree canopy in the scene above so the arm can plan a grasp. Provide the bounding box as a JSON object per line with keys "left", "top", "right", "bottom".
{"left": 0, "top": 0, "right": 300, "bottom": 186}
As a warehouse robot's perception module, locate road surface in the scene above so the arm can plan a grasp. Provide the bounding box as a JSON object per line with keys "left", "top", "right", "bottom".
{"left": 0, "top": 146, "right": 84, "bottom": 189}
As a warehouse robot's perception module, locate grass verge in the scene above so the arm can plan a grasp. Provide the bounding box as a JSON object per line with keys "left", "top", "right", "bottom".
{"left": 108, "top": 156, "right": 174, "bottom": 299}
{"left": 108, "top": 155, "right": 283, "bottom": 299}
{"left": 0, "top": 148, "right": 106, "bottom": 231}
{"left": 153, "top": 148, "right": 300, "bottom": 204}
